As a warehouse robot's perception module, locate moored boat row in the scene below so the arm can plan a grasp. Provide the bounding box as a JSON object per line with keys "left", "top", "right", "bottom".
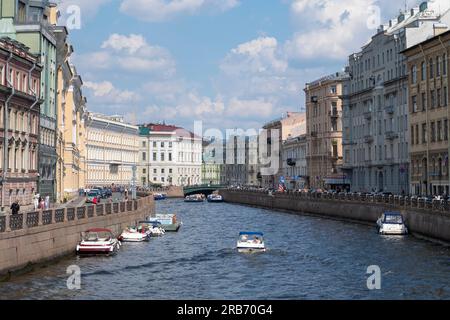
{"left": 76, "top": 214, "right": 182, "bottom": 255}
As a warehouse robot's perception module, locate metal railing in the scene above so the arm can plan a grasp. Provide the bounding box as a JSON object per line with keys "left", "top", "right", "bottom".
{"left": 224, "top": 188, "right": 450, "bottom": 214}
{"left": 0, "top": 197, "right": 149, "bottom": 234}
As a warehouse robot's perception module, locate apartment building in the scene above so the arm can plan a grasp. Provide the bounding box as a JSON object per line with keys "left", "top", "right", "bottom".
{"left": 403, "top": 28, "right": 450, "bottom": 196}
{"left": 342, "top": 2, "right": 450, "bottom": 194}
{"left": 305, "top": 72, "right": 349, "bottom": 190}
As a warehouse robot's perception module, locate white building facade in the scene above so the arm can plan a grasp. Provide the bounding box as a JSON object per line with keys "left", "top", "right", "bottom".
{"left": 86, "top": 113, "right": 139, "bottom": 187}
{"left": 138, "top": 124, "right": 202, "bottom": 187}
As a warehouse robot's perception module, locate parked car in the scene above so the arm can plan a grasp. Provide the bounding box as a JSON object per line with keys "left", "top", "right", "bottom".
{"left": 86, "top": 189, "right": 101, "bottom": 204}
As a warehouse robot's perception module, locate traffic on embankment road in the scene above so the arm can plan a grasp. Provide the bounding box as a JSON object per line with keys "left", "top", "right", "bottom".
{"left": 219, "top": 188, "right": 450, "bottom": 245}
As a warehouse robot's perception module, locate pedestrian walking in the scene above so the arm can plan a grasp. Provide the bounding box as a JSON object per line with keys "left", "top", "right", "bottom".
{"left": 10, "top": 200, "right": 20, "bottom": 215}
{"left": 33, "top": 194, "right": 39, "bottom": 210}
{"left": 45, "top": 196, "right": 50, "bottom": 210}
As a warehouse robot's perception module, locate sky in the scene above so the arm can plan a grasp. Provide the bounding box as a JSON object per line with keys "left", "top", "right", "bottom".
{"left": 55, "top": 0, "right": 449, "bottom": 132}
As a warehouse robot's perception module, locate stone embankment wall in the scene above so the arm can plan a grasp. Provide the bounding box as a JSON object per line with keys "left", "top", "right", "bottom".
{"left": 0, "top": 196, "right": 155, "bottom": 277}
{"left": 220, "top": 190, "right": 450, "bottom": 244}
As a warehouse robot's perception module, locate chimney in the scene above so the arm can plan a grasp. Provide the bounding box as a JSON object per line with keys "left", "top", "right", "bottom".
{"left": 48, "top": 3, "right": 60, "bottom": 26}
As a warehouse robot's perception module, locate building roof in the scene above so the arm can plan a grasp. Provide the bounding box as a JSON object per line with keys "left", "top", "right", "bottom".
{"left": 139, "top": 123, "right": 201, "bottom": 139}
{"left": 305, "top": 71, "right": 350, "bottom": 88}
{"left": 400, "top": 29, "right": 450, "bottom": 55}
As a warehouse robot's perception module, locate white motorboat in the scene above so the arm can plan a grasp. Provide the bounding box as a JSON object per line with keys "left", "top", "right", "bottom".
{"left": 207, "top": 194, "right": 223, "bottom": 203}
{"left": 376, "top": 212, "right": 408, "bottom": 235}
{"left": 138, "top": 221, "right": 166, "bottom": 237}
{"left": 237, "top": 232, "right": 266, "bottom": 253}
{"left": 76, "top": 228, "right": 121, "bottom": 255}
{"left": 118, "top": 227, "right": 150, "bottom": 242}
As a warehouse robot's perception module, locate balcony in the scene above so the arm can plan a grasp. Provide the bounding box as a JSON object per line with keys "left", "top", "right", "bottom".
{"left": 363, "top": 111, "right": 372, "bottom": 120}
{"left": 364, "top": 135, "right": 374, "bottom": 144}
{"left": 385, "top": 131, "right": 399, "bottom": 140}
{"left": 384, "top": 105, "right": 394, "bottom": 115}
{"left": 329, "top": 110, "right": 341, "bottom": 118}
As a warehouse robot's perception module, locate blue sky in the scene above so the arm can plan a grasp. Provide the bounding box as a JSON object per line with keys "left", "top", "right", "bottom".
{"left": 56, "top": 0, "right": 448, "bottom": 131}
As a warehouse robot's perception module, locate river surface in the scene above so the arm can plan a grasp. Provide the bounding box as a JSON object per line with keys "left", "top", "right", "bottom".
{"left": 1, "top": 199, "right": 450, "bottom": 300}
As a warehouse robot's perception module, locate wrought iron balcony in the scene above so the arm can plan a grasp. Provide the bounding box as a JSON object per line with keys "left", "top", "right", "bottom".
{"left": 364, "top": 135, "right": 374, "bottom": 144}
{"left": 385, "top": 131, "right": 399, "bottom": 140}
{"left": 384, "top": 105, "right": 394, "bottom": 114}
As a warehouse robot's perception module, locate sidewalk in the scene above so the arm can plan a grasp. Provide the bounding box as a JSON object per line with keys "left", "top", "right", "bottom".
{"left": 1, "top": 196, "right": 86, "bottom": 216}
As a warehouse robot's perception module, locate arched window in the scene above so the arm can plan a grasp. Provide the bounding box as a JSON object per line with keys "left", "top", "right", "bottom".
{"left": 411, "top": 65, "right": 417, "bottom": 84}
{"left": 437, "top": 56, "right": 442, "bottom": 77}
{"left": 444, "top": 54, "right": 448, "bottom": 76}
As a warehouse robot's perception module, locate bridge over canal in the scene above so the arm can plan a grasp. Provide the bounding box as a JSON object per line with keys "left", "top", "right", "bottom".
{"left": 183, "top": 185, "right": 226, "bottom": 196}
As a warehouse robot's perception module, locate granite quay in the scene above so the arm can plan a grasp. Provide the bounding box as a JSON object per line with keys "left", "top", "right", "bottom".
{"left": 0, "top": 194, "right": 155, "bottom": 278}
{"left": 220, "top": 188, "right": 450, "bottom": 244}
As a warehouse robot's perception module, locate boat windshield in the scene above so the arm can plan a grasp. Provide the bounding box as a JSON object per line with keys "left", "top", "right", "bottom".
{"left": 84, "top": 231, "right": 111, "bottom": 241}
{"left": 384, "top": 214, "right": 403, "bottom": 224}
{"left": 239, "top": 234, "right": 264, "bottom": 244}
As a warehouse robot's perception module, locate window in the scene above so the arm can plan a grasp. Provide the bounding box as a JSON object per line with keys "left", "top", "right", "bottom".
{"left": 421, "top": 61, "right": 426, "bottom": 81}
{"left": 420, "top": 93, "right": 426, "bottom": 111}
{"left": 161, "top": 169, "right": 165, "bottom": 174}
{"left": 330, "top": 85, "right": 337, "bottom": 94}
{"left": 161, "top": 142, "right": 165, "bottom": 148}
{"left": 437, "top": 56, "right": 442, "bottom": 77}
{"left": 429, "top": 58, "right": 434, "bottom": 78}
{"left": 153, "top": 153, "right": 157, "bottom": 161}
{"left": 437, "top": 88, "right": 441, "bottom": 107}
{"left": 411, "top": 65, "right": 417, "bottom": 84}
{"left": 431, "top": 122, "right": 436, "bottom": 142}
{"left": 153, "top": 169, "right": 157, "bottom": 174}
{"left": 444, "top": 87, "right": 448, "bottom": 106}
{"left": 142, "top": 152, "right": 146, "bottom": 161}
{"left": 143, "top": 168, "right": 147, "bottom": 174}
{"left": 412, "top": 95, "right": 418, "bottom": 113}
{"left": 168, "top": 153, "right": 172, "bottom": 161}
{"left": 445, "top": 120, "right": 448, "bottom": 140}
{"left": 431, "top": 90, "right": 436, "bottom": 108}
{"left": 422, "top": 123, "right": 427, "bottom": 144}
{"left": 437, "top": 121, "right": 442, "bottom": 141}
{"left": 169, "top": 142, "right": 173, "bottom": 148}
{"left": 411, "top": 126, "right": 414, "bottom": 145}
{"left": 161, "top": 153, "right": 165, "bottom": 161}
{"left": 169, "top": 168, "right": 173, "bottom": 174}
{"left": 142, "top": 141, "right": 146, "bottom": 148}
{"left": 153, "top": 142, "right": 157, "bottom": 148}
{"left": 444, "top": 54, "right": 447, "bottom": 75}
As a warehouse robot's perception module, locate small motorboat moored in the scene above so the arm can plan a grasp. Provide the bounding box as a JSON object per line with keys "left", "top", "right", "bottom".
{"left": 237, "top": 232, "right": 266, "bottom": 253}
{"left": 138, "top": 221, "right": 166, "bottom": 237}
{"left": 184, "top": 194, "right": 204, "bottom": 203}
{"left": 76, "top": 228, "right": 121, "bottom": 255}
{"left": 118, "top": 227, "right": 150, "bottom": 242}
{"left": 207, "top": 194, "right": 223, "bottom": 203}
{"left": 376, "top": 211, "right": 408, "bottom": 235}
{"left": 149, "top": 214, "right": 182, "bottom": 232}
{"left": 154, "top": 193, "right": 167, "bottom": 201}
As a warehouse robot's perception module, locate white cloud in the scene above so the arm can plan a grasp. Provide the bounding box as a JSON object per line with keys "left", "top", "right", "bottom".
{"left": 285, "top": 0, "right": 376, "bottom": 60}
{"left": 84, "top": 81, "right": 141, "bottom": 104}
{"left": 56, "top": 0, "right": 111, "bottom": 23}
{"left": 119, "top": 0, "right": 240, "bottom": 22}
{"left": 75, "top": 34, "right": 176, "bottom": 77}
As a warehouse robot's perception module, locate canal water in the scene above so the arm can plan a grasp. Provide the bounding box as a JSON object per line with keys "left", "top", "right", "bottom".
{"left": 1, "top": 199, "right": 450, "bottom": 300}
